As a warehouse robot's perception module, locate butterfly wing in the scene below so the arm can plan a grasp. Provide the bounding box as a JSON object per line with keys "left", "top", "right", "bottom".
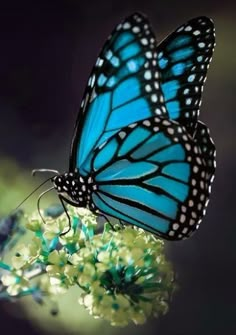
{"left": 67, "top": 14, "right": 216, "bottom": 239}
{"left": 70, "top": 13, "right": 167, "bottom": 175}
{"left": 157, "top": 16, "right": 215, "bottom": 133}
{"left": 89, "top": 116, "right": 216, "bottom": 240}
{"left": 70, "top": 14, "right": 215, "bottom": 175}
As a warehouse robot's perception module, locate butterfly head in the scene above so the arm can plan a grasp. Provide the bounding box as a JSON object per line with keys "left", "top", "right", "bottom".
{"left": 52, "top": 172, "right": 95, "bottom": 208}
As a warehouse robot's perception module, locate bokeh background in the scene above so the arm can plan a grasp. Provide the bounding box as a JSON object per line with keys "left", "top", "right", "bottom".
{"left": 0, "top": 0, "right": 235, "bottom": 334}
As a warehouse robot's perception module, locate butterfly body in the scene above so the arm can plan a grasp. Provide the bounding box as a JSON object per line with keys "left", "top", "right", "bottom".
{"left": 51, "top": 13, "right": 216, "bottom": 240}
{"left": 53, "top": 172, "right": 97, "bottom": 210}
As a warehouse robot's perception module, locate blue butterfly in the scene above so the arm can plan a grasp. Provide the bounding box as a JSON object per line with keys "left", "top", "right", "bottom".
{"left": 50, "top": 13, "right": 216, "bottom": 240}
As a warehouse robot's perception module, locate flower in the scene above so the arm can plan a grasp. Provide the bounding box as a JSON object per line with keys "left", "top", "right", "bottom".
{"left": 0, "top": 205, "right": 175, "bottom": 326}
{"left": 77, "top": 224, "right": 175, "bottom": 326}
{"left": 25, "top": 212, "right": 43, "bottom": 233}
{"left": 1, "top": 270, "right": 30, "bottom": 296}
{"left": 11, "top": 237, "right": 42, "bottom": 270}
{"left": 43, "top": 215, "right": 68, "bottom": 240}
{"left": 46, "top": 250, "right": 78, "bottom": 290}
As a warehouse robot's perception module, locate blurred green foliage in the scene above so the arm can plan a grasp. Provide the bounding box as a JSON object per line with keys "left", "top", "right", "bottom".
{"left": 0, "top": 158, "right": 53, "bottom": 216}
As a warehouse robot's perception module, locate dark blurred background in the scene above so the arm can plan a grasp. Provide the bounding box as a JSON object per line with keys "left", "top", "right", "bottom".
{"left": 0, "top": 0, "right": 235, "bottom": 334}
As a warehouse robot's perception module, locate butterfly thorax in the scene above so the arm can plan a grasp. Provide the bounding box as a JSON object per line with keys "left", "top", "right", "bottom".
{"left": 52, "top": 172, "right": 96, "bottom": 208}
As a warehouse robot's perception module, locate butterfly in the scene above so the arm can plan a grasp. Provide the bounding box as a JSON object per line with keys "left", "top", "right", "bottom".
{"left": 50, "top": 13, "right": 216, "bottom": 240}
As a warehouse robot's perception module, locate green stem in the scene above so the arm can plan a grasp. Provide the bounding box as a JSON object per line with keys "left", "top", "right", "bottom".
{"left": 25, "top": 267, "right": 46, "bottom": 279}
{"left": 0, "top": 287, "right": 39, "bottom": 301}
{"left": 0, "top": 261, "right": 12, "bottom": 272}
{"left": 17, "top": 288, "right": 38, "bottom": 297}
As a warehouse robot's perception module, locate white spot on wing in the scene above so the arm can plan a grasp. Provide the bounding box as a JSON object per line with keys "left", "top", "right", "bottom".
{"left": 123, "top": 22, "right": 131, "bottom": 29}
{"left": 144, "top": 70, "right": 152, "bottom": 80}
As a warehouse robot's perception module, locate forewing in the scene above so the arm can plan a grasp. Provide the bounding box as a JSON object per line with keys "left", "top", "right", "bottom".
{"left": 70, "top": 13, "right": 167, "bottom": 175}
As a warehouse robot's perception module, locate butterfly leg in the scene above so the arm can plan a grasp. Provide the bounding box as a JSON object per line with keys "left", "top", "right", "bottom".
{"left": 58, "top": 195, "right": 71, "bottom": 236}
{"left": 58, "top": 195, "right": 86, "bottom": 235}
{"left": 97, "top": 213, "right": 117, "bottom": 232}
{"left": 118, "top": 220, "right": 126, "bottom": 229}
{"left": 98, "top": 213, "right": 126, "bottom": 232}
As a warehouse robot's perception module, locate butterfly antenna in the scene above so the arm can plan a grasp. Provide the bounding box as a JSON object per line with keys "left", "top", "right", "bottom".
{"left": 37, "top": 187, "right": 55, "bottom": 225}
{"left": 11, "top": 176, "right": 54, "bottom": 215}
{"left": 32, "top": 169, "right": 59, "bottom": 177}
